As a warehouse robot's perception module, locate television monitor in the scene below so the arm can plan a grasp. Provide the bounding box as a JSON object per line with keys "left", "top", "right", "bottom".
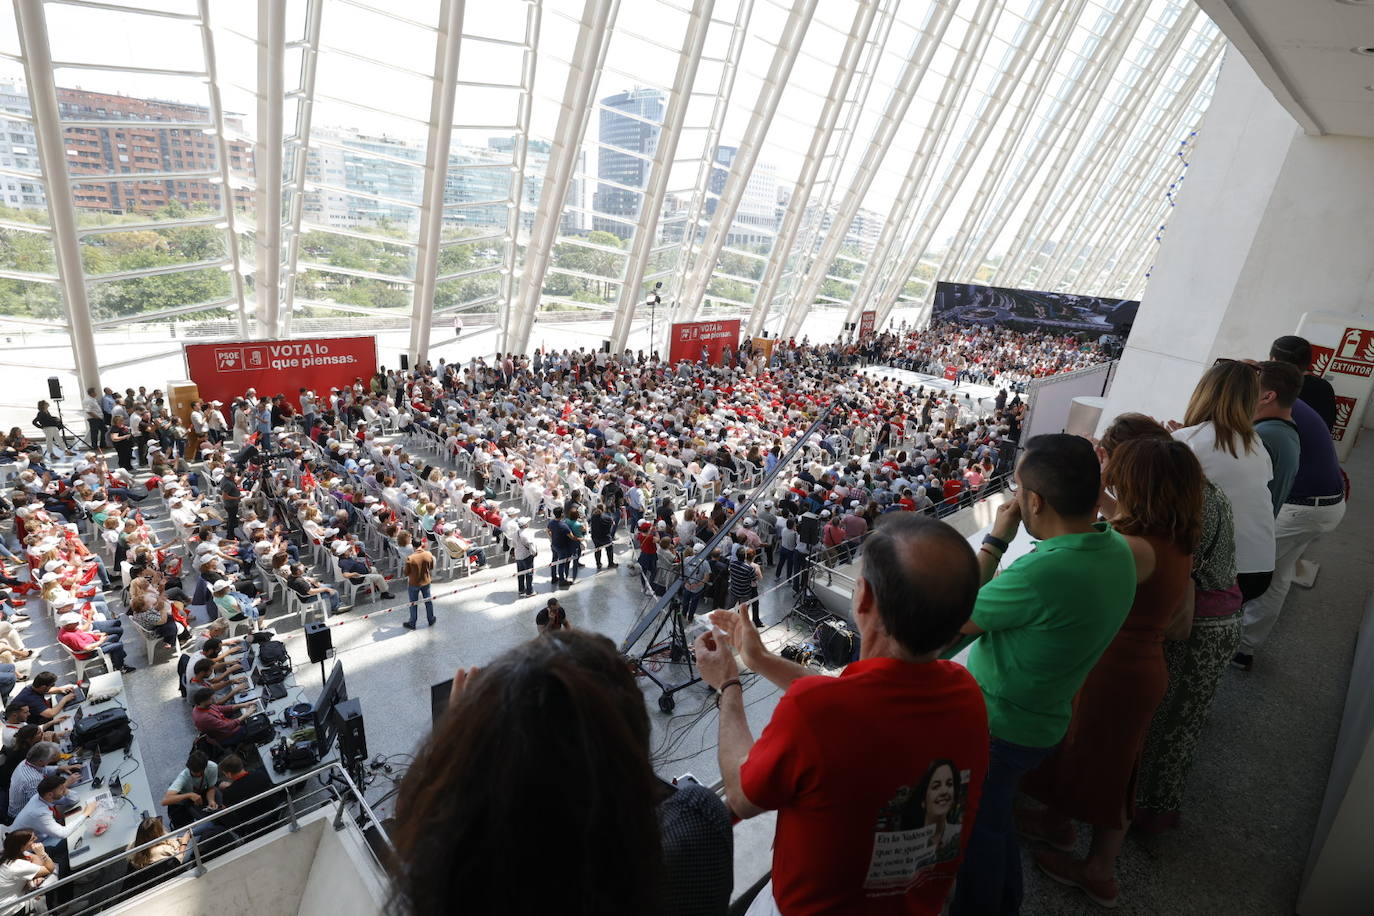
{"left": 314, "top": 661, "right": 348, "bottom": 758}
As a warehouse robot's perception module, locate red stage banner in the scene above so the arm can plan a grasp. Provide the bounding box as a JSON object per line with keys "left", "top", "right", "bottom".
{"left": 859, "top": 309, "right": 876, "bottom": 339}
{"left": 668, "top": 319, "right": 741, "bottom": 366}
{"left": 944, "top": 365, "right": 958, "bottom": 381}
{"left": 184, "top": 336, "right": 379, "bottom": 407}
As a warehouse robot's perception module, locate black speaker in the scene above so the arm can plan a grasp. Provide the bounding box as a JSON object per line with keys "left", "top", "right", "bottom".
{"left": 797, "top": 512, "right": 821, "bottom": 546}
{"left": 602, "top": 339, "right": 611, "bottom": 353}
{"left": 399, "top": 354, "right": 409, "bottom": 371}
{"left": 304, "top": 620, "right": 332, "bottom": 665}
{"left": 331, "top": 697, "right": 367, "bottom": 764}
{"left": 47, "top": 377, "right": 63, "bottom": 401}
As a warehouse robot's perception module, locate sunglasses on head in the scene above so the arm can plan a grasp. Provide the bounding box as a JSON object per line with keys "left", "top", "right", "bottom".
{"left": 1213, "top": 357, "right": 1261, "bottom": 373}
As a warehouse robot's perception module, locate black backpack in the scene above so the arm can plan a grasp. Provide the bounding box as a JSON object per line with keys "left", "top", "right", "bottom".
{"left": 258, "top": 641, "right": 289, "bottom": 666}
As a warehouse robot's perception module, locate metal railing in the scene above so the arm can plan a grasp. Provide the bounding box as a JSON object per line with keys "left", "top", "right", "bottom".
{"left": 9, "top": 761, "right": 389, "bottom": 916}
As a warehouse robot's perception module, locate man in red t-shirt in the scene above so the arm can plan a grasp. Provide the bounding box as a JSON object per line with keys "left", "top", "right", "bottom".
{"left": 695, "top": 514, "right": 988, "bottom": 915}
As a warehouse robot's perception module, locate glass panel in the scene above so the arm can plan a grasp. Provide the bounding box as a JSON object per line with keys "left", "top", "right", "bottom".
{"left": 80, "top": 223, "right": 227, "bottom": 277}
{"left": 293, "top": 266, "right": 413, "bottom": 312}
{"left": 437, "top": 237, "right": 506, "bottom": 275}
{"left": 0, "top": 278, "right": 63, "bottom": 322}
{"left": 542, "top": 269, "right": 622, "bottom": 307}
{"left": 87, "top": 265, "right": 233, "bottom": 321}
{"left": 0, "top": 187, "right": 49, "bottom": 225}
{"left": 439, "top": 202, "right": 509, "bottom": 231}
{"left": 0, "top": 224, "right": 56, "bottom": 275}
{"left": 296, "top": 229, "right": 417, "bottom": 281}
{"left": 442, "top": 165, "right": 512, "bottom": 206}
{"left": 299, "top": 188, "right": 421, "bottom": 239}
{"left": 72, "top": 182, "right": 230, "bottom": 223}
{"left": 434, "top": 272, "right": 501, "bottom": 311}
{"left": 47, "top": 7, "right": 205, "bottom": 73}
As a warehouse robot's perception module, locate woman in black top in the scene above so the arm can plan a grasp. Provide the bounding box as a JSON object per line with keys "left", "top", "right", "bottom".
{"left": 108, "top": 415, "right": 135, "bottom": 472}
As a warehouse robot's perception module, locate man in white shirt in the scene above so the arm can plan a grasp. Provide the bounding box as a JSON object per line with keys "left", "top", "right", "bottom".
{"left": 81, "top": 387, "right": 105, "bottom": 450}
{"left": 11, "top": 773, "right": 98, "bottom": 879}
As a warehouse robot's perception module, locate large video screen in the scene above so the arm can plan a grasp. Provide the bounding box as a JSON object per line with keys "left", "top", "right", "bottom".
{"left": 932, "top": 281, "right": 1138, "bottom": 341}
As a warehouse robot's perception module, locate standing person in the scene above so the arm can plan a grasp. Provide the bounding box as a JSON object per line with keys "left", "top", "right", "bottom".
{"left": 1250, "top": 361, "right": 1302, "bottom": 515}
{"left": 512, "top": 518, "right": 537, "bottom": 599}
{"left": 108, "top": 415, "right": 136, "bottom": 473}
{"left": 727, "top": 548, "right": 763, "bottom": 628}
{"left": 403, "top": 541, "right": 436, "bottom": 630}
{"left": 219, "top": 468, "right": 242, "bottom": 539}
{"left": 589, "top": 503, "right": 617, "bottom": 570}
{"left": 1234, "top": 361, "right": 1347, "bottom": 671}
{"left": 546, "top": 507, "right": 573, "bottom": 590}
{"left": 82, "top": 387, "right": 105, "bottom": 452}
{"left": 679, "top": 547, "right": 710, "bottom": 619}
{"left": 949, "top": 435, "right": 1137, "bottom": 916}
{"left": 694, "top": 514, "right": 988, "bottom": 915}
{"left": 1270, "top": 334, "right": 1336, "bottom": 430}
{"left": 31, "top": 402, "right": 67, "bottom": 462}
{"left": 1021, "top": 437, "right": 1203, "bottom": 906}
{"left": 634, "top": 520, "right": 658, "bottom": 596}
{"left": 1170, "top": 360, "right": 1274, "bottom": 602}
{"left": 452, "top": 314, "right": 464, "bottom": 338}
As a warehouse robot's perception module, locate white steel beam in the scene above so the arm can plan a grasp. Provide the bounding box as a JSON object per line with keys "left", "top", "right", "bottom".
{"left": 495, "top": 0, "right": 540, "bottom": 357}
{"left": 874, "top": 0, "right": 1066, "bottom": 329}
{"left": 932, "top": 0, "right": 1085, "bottom": 289}
{"left": 745, "top": 0, "right": 881, "bottom": 339}
{"left": 280, "top": 0, "right": 325, "bottom": 338}
{"left": 13, "top": 0, "right": 101, "bottom": 394}
{"left": 676, "top": 0, "right": 818, "bottom": 322}
{"left": 778, "top": 0, "right": 957, "bottom": 341}
{"left": 199, "top": 0, "right": 249, "bottom": 336}
{"left": 960, "top": 0, "right": 1147, "bottom": 284}
{"left": 844, "top": 0, "right": 1003, "bottom": 332}
{"left": 608, "top": 0, "right": 717, "bottom": 354}
{"left": 409, "top": 0, "right": 466, "bottom": 365}
{"left": 504, "top": 0, "right": 619, "bottom": 354}
{"left": 253, "top": 0, "right": 287, "bottom": 338}
{"left": 1025, "top": 6, "right": 1199, "bottom": 291}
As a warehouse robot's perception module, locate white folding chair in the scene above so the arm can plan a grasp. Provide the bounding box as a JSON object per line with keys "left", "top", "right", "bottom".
{"left": 60, "top": 640, "right": 116, "bottom": 680}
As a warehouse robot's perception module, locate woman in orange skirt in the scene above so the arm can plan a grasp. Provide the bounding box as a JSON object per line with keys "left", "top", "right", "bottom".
{"left": 1019, "top": 426, "right": 1204, "bottom": 907}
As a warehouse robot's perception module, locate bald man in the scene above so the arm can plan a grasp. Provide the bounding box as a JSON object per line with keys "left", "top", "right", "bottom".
{"left": 695, "top": 514, "right": 989, "bottom": 915}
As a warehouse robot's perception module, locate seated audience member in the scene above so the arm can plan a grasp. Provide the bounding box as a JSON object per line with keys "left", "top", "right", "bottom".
{"left": 336, "top": 541, "right": 395, "bottom": 600}
{"left": 695, "top": 513, "right": 988, "bottom": 915}
{"left": 286, "top": 563, "right": 344, "bottom": 615}
{"left": 949, "top": 434, "right": 1137, "bottom": 916}
{"left": 0, "top": 828, "right": 55, "bottom": 914}
{"left": 7, "top": 742, "right": 81, "bottom": 819}
{"left": 10, "top": 673, "right": 80, "bottom": 727}
{"left": 390, "top": 631, "right": 732, "bottom": 916}
{"left": 162, "top": 750, "right": 221, "bottom": 828}
{"left": 1021, "top": 436, "right": 1204, "bottom": 905}
{"left": 214, "top": 754, "right": 280, "bottom": 836}
{"left": 57, "top": 612, "right": 135, "bottom": 674}
{"left": 10, "top": 775, "right": 98, "bottom": 881}
{"left": 190, "top": 688, "right": 256, "bottom": 748}
{"left": 127, "top": 816, "right": 188, "bottom": 873}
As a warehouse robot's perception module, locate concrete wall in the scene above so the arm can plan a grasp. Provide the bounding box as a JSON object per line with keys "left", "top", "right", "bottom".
{"left": 1102, "top": 48, "right": 1374, "bottom": 430}
{"left": 105, "top": 810, "right": 388, "bottom": 916}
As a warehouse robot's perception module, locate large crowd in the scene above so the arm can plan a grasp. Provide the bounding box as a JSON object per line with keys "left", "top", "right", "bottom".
{"left": 0, "top": 323, "right": 1340, "bottom": 915}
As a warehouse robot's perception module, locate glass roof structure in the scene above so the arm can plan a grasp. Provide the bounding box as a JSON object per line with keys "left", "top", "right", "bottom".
{"left": 0, "top": 0, "right": 1222, "bottom": 395}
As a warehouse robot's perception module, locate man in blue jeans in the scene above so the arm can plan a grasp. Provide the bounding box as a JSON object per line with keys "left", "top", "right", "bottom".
{"left": 948, "top": 435, "right": 1136, "bottom": 913}
{"left": 402, "top": 543, "right": 436, "bottom": 630}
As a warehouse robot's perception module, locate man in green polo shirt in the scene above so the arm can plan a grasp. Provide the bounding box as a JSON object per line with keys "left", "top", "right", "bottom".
{"left": 950, "top": 434, "right": 1136, "bottom": 916}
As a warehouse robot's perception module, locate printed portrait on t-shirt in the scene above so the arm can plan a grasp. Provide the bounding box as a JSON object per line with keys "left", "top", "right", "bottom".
{"left": 863, "top": 758, "right": 970, "bottom": 895}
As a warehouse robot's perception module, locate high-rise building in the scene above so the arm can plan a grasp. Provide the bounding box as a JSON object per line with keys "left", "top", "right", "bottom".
{"left": 304, "top": 127, "right": 424, "bottom": 229}
{"left": 55, "top": 87, "right": 252, "bottom": 214}
{"left": 0, "top": 83, "right": 43, "bottom": 211}
{"left": 594, "top": 88, "right": 664, "bottom": 239}
{"left": 707, "top": 145, "right": 779, "bottom": 249}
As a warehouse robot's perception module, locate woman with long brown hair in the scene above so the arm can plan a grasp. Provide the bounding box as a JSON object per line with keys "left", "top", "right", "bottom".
{"left": 1170, "top": 360, "right": 1274, "bottom": 601}
{"left": 1020, "top": 432, "right": 1204, "bottom": 907}
{"left": 388, "top": 630, "right": 731, "bottom": 916}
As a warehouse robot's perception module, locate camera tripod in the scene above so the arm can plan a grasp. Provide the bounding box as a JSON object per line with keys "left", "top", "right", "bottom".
{"left": 637, "top": 595, "right": 699, "bottom": 713}
{"left": 51, "top": 399, "right": 94, "bottom": 452}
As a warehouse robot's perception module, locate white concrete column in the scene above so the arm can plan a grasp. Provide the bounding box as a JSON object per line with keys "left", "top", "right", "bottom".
{"left": 410, "top": 0, "right": 466, "bottom": 366}
{"left": 1101, "top": 50, "right": 1374, "bottom": 430}
{"left": 253, "top": 0, "right": 287, "bottom": 338}
{"left": 13, "top": 0, "right": 101, "bottom": 394}
{"left": 279, "top": 0, "right": 325, "bottom": 339}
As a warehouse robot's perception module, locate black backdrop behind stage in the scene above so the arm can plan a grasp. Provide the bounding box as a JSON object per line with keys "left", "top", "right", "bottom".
{"left": 931, "top": 280, "right": 1138, "bottom": 341}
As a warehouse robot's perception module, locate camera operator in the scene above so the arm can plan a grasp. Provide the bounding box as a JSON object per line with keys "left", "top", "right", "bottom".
{"left": 31, "top": 402, "right": 70, "bottom": 463}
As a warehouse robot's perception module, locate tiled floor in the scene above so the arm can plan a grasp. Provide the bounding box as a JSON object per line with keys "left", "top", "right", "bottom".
{"left": 14, "top": 429, "right": 1373, "bottom": 914}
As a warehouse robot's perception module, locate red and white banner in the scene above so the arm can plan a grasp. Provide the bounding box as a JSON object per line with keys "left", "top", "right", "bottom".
{"left": 944, "top": 365, "right": 959, "bottom": 381}
{"left": 668, "top": 319, "right": 741, "bottom": 367}
{"left": 1297, "top": 313, "right": 1374, "bottom": 459}
{"left": 859, "top": 309, "right": 877, "bottom": 340}
{"left": 184, "top": 336, "right": 378, "bottom": 407}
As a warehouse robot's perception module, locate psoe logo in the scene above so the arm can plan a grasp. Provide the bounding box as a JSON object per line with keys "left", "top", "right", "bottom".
{"left": 214, "top": 347, "right": 244, "bottom": 371}
{"left": 1332, "top": 395, "right": 1358, "bottom": 442}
